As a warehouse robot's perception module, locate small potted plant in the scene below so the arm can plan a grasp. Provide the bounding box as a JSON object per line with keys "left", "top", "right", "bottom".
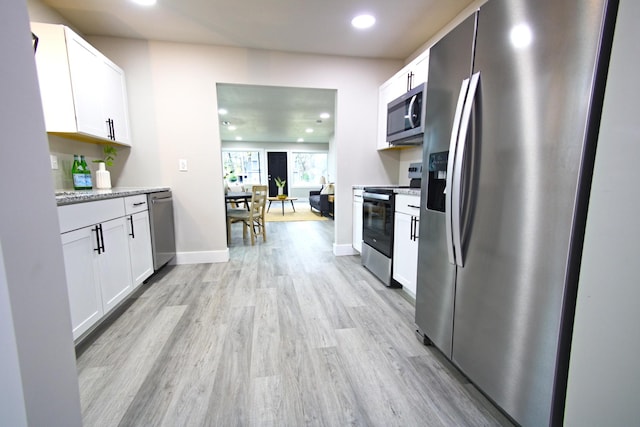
{"left": 275, "top": 176, "right": 286, "bottom": 199}
{"left": 93, "top": 145, "right": 117, "bottom": 189}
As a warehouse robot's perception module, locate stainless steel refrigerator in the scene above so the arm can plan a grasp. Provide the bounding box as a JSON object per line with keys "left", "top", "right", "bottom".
{"left": 415, "top": 0, "right": 619, "bottom": 426}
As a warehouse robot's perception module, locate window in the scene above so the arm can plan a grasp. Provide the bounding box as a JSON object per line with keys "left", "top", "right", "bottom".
{"left": 291, "top": 152, "right": 327, "bottom": 187}
{"left": 222, "top": 151, "right": 262, "bottom": 185}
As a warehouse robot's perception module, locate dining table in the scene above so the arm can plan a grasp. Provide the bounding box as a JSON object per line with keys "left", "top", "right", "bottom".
{"left": 225, "top": 191, "right": 251, "bottom": 210}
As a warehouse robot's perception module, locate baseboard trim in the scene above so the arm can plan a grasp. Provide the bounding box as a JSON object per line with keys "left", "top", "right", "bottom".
{"left": 174, "top": 249, "right": 229, "bottom": 265}
{"left": 333, "top": 243, "right": 359, "bottom": 257}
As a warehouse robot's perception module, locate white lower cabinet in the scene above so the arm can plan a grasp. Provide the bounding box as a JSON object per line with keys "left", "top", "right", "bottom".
{"left": 58, "top": 196, "right": 153, "bottom": 341}
{"left": 60, "top": 227, "right": 103, "bottom": 339}
{"left": 98, "top": 217, "right": 133, "bottom": 313}
{"left": 393, "top": 194, "right": 420, "bottom": 297}
{"left": 60, "top": 217, "right": 132, "bottom": 339}
{"left": 128, "top": 210, "right": 153, "bottom": 287}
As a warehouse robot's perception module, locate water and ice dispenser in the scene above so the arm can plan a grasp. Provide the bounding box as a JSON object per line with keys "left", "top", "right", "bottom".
{"left": 427, "top": 151, "right": 448, "bottom": 212}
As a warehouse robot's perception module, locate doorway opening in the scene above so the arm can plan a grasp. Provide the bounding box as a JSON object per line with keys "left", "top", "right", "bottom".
{"left": 217, "top": 83, "right": 337, "bottom": 245}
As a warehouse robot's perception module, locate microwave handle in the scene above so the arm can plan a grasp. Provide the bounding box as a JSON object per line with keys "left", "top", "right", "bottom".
{"left": 408, "top": 94, "right": 417, "bottom": 128}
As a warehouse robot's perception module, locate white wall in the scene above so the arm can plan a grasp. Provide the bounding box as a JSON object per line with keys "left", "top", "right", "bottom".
{"left": 564, "top": 0, "right": 640, "bottom": 424}
{"left": 1, "top": 1, "right": 82, "bottom": 425}
{"left": 79, "top": 37, "right": 401, "bottom": 260}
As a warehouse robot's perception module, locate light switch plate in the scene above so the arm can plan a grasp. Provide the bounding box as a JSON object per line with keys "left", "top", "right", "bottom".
{"left": 50, "top": 154, "right": 58, "bottom": 170}
{"left": 179, "top": 159, "right": 188, "bottom": 171}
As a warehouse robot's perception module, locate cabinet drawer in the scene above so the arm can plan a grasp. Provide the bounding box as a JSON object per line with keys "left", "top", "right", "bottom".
{"left": 58, "top": 198, "right": 125, "bottom": 233}
{"left": 124, "top": 194, "right": 149, "bottom": 215}
{"left": 395, "top": 194, "right": 421, "bottom": 216}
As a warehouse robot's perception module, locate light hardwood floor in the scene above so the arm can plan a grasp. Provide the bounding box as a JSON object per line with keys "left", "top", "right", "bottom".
{"left": 76, "top": 220, "right": 513, "bottom": 426}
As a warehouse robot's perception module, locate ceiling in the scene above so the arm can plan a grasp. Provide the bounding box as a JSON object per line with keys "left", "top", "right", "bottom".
{"left": 217, "top": 84, "right": 336, "bottom": 144}
{"left": 40, "top": 0, "right": 475, "bottom": 143}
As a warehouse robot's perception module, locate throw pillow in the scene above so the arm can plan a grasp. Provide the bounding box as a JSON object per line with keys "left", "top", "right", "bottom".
{"left": 320, "top": 183, "right": 335, "bottom": 195}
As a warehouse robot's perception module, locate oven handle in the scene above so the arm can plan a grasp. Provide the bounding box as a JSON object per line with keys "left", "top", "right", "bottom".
{"left": 363, "top": 192, "right": 391, "bottom": 201}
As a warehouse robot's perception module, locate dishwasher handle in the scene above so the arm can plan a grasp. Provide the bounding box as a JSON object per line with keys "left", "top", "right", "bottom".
{"left": 150, "top": 193, "right": 173, "bottom": 204}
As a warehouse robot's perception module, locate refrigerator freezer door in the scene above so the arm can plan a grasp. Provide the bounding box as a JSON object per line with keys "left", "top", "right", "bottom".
{"left": 415, "top": 13, "right": 477, "bottom": 357}
{"left": 450, "top": 0, "right": 616, "bottom": 426}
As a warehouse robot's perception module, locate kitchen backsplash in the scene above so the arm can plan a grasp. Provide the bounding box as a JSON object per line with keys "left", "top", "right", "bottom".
{"left": 48, "top": 135, "right": 106, "bottom": 190}
{"left": 398, "top": 146, "right": 423, "bottom": 186}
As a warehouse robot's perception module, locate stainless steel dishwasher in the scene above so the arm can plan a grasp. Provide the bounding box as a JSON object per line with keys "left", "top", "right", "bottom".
{"left": 147, "top": 190, "right": 176, "bottom": 270}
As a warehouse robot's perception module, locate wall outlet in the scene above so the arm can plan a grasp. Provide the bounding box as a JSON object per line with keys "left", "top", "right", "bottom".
{"left": 179, "top": 159, "right": 188, "bottom": 171}
{"left": 50, "top": 154, "right": 59, "bottom": 170}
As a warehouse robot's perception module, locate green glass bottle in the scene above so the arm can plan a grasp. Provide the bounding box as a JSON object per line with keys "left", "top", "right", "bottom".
{"left": 72, "top": 154, "right": 84, "bottom": 190}
{"left": 80, "top": 155, "right": 92, "bottom": 190}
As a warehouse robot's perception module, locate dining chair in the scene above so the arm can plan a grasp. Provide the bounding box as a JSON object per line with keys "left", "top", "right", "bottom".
{"left": 226, "top": 185, "right": 267, "bottom": 245}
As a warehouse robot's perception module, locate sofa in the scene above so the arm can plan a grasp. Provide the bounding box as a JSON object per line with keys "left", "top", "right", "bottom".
{"left": 309, "top": 186, "right": 334, "bottom": 218}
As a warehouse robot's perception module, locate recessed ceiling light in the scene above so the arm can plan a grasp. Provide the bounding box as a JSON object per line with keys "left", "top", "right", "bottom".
{"left": 131, "top": 0, "right": 156, "bottom": 6}
{"left": 228, "top": 125, "right": 237, "bottom": 131}
{"left": 352, "top": 14, "right": 376, "bottom": 30}
{"left": 235, "top": 136, "right": 242, "bottom": 141}
{"left": 306, "top": 128, "right": 314, "bottom": 133}
{"left": 320, "top": 112, "right": 330, "bottom": 119}
{"left": 297, "top": 138, "right": 305, "bottom": 143}
{"left": 218, "top": 108, "right": 228, "bottom": 115}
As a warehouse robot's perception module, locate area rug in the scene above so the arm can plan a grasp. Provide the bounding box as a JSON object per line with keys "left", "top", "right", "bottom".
{"left": 264, "top": 207, "right": 328, "bottom": 222}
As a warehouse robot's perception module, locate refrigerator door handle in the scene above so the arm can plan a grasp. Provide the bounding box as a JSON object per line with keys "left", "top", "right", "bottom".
{"left": 452, "top": 71, "right": 480, "bottom": 267}
{"left": 445, "top": 77, "right": 471, "bottom": 265}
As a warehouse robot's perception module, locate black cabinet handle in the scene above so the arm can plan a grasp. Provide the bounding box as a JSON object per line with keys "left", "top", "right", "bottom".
{"left": 99, "top": 224, "right": 106, "bottom": 252}
{"left": 409, "top": 217, "right": 414, "bottom": 240}
{"left": 128, "top": 215, "right": 135, "bottom": 238}
{"left": 93, "top": 226, "right": 102, "bottom": 254}
{"left": 413, "top": 216, "right": 419, "bottom": 241}
{"left": 105, "top": 118, "right": 116, "bottom": 140}
{"left": 407, "top": 71, "right": 415, "bottom": 92}
{"left": 133, "top": 202, "right": 146, "bottom": 207}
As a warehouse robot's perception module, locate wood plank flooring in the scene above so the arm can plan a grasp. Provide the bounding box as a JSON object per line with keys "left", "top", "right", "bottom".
{"left": 76, "top": 220, "right": 513, "bottom": 426}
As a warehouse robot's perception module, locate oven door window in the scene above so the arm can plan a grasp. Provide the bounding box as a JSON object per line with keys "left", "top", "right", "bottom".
{"left": 363, "top": 198, "right": 393, "bottom": 257}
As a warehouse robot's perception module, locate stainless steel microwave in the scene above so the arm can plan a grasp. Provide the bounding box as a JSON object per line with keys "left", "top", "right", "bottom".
{"left": 386, "top": 82, "right": 426, "bottom": 145}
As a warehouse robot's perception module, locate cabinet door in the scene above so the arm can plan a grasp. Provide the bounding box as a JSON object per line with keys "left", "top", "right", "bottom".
{"left": 102, "top": 57, "right": 132, "bottom": 146}
{"left": 411, "top": 51, "right": 430, "bottom": 87}
{"left": 128, "top": 211, "right": 153, "bottom": 287}
{"left": 393, "top": 212, "right": 419, "bottom": 296}
{"left": 389, "top": 68, "right": 412, "bottom": 98}
{"left": 65, "top": 28, "right": 106, "bottom": 138}
{"left": 60, "top": 226, "right": 103, "bottom": 340}
{"left": 97, "top": 217, "right": 133, "bottom": 313}
{"left": 377, "top": 82, "right": 393, "bottom": 150}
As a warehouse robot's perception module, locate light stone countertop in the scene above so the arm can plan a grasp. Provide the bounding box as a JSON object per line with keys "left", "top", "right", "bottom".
{"left": 352, "top": 185, "right": 421, "bottom": 197}
{"left": 55, "top": 187, "right": 170, "bottom": 206}
{"left": 394, "top": 188, "right": 421, "bottom": 196}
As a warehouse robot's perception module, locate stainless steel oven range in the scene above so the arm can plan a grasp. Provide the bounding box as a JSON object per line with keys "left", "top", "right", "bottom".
{"left": 361, "top": 187, "right": 397, "bottom": 286}
{"left": 361, "top": 163, "right": 422, "bottom": 286}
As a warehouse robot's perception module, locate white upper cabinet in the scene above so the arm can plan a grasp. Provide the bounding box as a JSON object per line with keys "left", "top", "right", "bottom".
{"left": 377, "top": 49, "right": 430, "bottom": 150}
{"left": 102, "top": 57, "right": 132, "bottom": 145}
{"left": 31, "top": 23, "right": 132, "bottom": 146}
{"left": 65, "top": 30, "right": 106, "bottom": 138}
{"left": 411, "top": 51, "right": 430, "bottom": 90}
